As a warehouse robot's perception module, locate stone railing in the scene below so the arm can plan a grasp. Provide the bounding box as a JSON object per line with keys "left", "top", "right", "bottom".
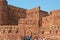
{"left": 0, "top": 25, "right": 19, "bottom": 34}
{"left": 39, "top": 25, "right": 60, "bottom": 37}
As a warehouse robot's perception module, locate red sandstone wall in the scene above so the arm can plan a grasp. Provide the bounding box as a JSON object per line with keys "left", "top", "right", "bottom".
{"left": 42, "top": 15, "right": 54, "bottom": 27}
{"left": 0, "top": 25, "right": 19, "bottom": 40}
{"left": 0, "top": 0, "right": 8, "bottom": 25}
{"left": 40, "top": 10, "right": 48, "bottom": 26}
{"left": 18, "top": 7, "right": 40, "bottom": 38}
{"left": 0, "top": 0, "right": 60, "bottom": 40}
{"left": 39, "top": 10, "right": 60, "bottom": 40}
{"left": 50, "top": 10, "right": 60, "bottom": 25}
{"left": 26, "top": 6, "right": 40, "bottom": 20}
{"left": 18, "top": 7, "right": 49, "bottom": 39}
{"left": 8, "top": 5, "right": 26, "bottom": 25}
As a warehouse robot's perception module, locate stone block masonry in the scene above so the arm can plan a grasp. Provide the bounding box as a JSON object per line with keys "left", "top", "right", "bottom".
{"left": 0, "top": 0, "right": 60, "bottom": 40}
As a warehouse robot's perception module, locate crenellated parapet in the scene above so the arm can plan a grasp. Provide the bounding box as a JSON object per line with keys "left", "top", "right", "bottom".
{"left": 0, "top": 0, "right": 60, "bottom": 40}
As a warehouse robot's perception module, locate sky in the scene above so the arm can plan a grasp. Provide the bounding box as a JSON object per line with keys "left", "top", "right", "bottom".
{"left": 7, "top": 0, "right": 60, "bottom": 12}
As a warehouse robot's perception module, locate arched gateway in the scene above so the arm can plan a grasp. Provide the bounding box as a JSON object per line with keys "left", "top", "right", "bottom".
{"left": 25, "top": 30, "right": 32, "bottom": 40}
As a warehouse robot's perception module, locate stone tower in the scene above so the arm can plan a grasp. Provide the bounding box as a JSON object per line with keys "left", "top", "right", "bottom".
{"left": 0, "top": 0, "right": 8, "bottom": 25}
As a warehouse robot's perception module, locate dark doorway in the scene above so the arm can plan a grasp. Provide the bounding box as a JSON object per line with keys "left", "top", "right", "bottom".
{"left": 25, "top": 36, "right": 32, "bottom": 40}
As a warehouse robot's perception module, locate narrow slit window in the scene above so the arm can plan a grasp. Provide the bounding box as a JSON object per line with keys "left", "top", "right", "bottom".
{"left": 8, "top": 30, "right": 11, "bottom": 33}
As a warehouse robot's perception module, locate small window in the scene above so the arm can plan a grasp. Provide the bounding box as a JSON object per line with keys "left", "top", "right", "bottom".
{"left": 56, "top": 30, "right": 58, "bottom": 34}
{"left": 3, "top": 30, "right": 5, "bottom": 33}
{"left": 50, "top": 30, "right": 51, "bottom": 34}
{"left": 42, "top": 31, "right": 44, "bottom": 34}
{"left": 8, "top": 30, "right": 11, "bottom": 33}
{"left": 58, "top": 26, "right": 59, "bottom": 29}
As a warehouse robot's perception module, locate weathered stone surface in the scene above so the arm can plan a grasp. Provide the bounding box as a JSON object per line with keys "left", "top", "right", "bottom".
{"left": 0, "top": 0, "right": 60, "bottom": 40}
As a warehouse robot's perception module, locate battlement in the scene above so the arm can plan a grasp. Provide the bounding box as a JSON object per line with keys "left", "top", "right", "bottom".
{"left": 51, "top": 10, "right": 60, "bottom": 12}
{"left": 26, "top": 6, "right": 40, "bottom": 12}
{"left": 50, "top": 10, "right": 60, "bottom": 15}
{"left": 0, "top": 0, "right": 60, "bottom": 40}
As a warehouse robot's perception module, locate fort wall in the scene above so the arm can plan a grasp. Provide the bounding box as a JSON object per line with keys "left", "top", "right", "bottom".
{"left": 0, "top": 0, "right": 8, "bottom": 25}
{"left": 8, "top": 5, "right": 26, "bottom": 25}
{"left": 0, "top": 0, "right": 60, "bottom": 40}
